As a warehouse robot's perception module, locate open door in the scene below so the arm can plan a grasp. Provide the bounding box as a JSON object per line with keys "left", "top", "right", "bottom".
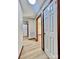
{"left": 44, "top": 0, "right": 58, "bottom": 59}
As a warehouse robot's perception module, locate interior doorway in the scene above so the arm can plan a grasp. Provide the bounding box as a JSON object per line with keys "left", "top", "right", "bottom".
{"left": 37, "top": 17, "right": 41, "bottom": 47}
{"left": 36, "top": 14, "right": 44, "bottom": 50}
{"left": 36, "top": 15, "right": 42, "bottom": 47}
{"left": 23, "top": 21, "right": 29, "bottom": 39}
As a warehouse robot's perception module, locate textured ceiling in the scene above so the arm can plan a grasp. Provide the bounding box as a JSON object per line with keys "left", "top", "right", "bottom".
{"left": 19, "top": 0, "right": 46, "bottom": 18}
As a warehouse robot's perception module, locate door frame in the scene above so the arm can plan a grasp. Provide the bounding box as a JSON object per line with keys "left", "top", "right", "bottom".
{"left": 36, "top": 14, "right": 41, "bottom": 41}
{"left": 27, "top": 21, "right": 29, "bottom": 37}
{"left": 36, "top": 14, "right": 44, "bottom": 50}
{"left": 57, "top": 0, "right": 60, "bottom": 59}
{"left": 23, "top": 21, "right": 29, "bottom": 38}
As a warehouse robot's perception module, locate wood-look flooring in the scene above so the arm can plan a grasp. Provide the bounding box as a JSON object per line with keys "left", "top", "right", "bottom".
{"left": 20, "top": 38, "right": 49, "bottom": 59}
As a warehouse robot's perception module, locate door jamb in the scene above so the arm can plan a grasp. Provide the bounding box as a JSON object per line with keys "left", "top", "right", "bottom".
{"left": 57, "top": 0, "right": 60, "bottom": 59}
{"left": 36, "top": 14, "right": 44, "bottom": 50}
{"left": 27, "top": 21, "right": 29, "bottom": 37}
{"left": 36, "top": 14, "right": 41, "bottom": 41}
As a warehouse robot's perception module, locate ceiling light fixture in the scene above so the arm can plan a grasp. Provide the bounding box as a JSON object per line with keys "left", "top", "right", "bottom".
{"left": 28, "top": 0, "right": 36, "bottom": 5}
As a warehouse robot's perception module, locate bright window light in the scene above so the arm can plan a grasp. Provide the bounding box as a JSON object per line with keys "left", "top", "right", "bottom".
{"left": 28, "top": 0, "right": 36, "bottom": 5}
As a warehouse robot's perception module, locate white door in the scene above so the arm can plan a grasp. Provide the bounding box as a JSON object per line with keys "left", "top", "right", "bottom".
{"left": 44, "top": 6, "right": 50, "bottom": 56}
{"left": 44, "top": 0, "right": 58, "bottom": 59}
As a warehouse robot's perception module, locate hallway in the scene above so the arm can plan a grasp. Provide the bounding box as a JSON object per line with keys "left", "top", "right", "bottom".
{"left": 20, "top": 38, "right": 49, "bottom": 59}
{"left": 18, "top": 0, "right": 59, "bottom": 59}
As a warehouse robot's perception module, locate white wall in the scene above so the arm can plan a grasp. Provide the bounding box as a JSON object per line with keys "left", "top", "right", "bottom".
{"left": 23, "top": 17, "right": 36, "bottom": 38}
{"left": 18, "top": 1, "right": 23, "bottom": 56}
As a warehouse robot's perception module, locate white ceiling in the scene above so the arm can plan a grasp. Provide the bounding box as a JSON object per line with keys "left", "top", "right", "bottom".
{"left": 19, "top": 0, "right": 46, "bottom": 18}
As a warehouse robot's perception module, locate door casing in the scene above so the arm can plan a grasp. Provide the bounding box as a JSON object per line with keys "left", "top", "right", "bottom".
{"left": 36, "top": 14, "right": 44, "bottom": 50}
